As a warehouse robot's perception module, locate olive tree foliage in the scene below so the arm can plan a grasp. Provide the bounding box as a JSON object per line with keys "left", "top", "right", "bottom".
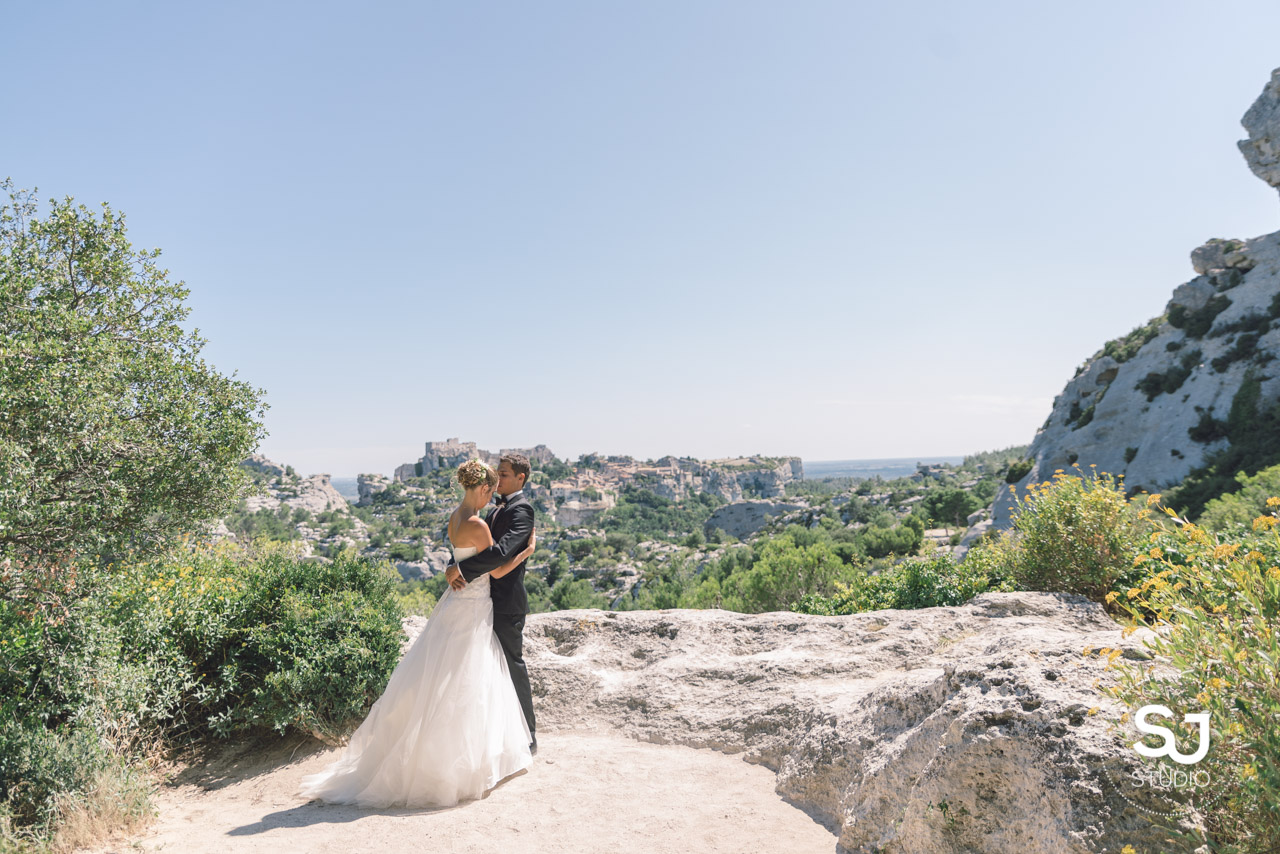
{"left": 0, "top": 180, "right": 267, "bottom": 569}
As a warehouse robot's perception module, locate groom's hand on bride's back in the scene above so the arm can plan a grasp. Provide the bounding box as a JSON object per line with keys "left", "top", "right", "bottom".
{"left": 445, "top": 564, "right": 466, "bottom": 590}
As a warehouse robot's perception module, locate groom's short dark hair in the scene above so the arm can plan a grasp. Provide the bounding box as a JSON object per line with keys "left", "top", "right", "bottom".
{"left": 501, "top": 452, "right": 530, "bottom": 486}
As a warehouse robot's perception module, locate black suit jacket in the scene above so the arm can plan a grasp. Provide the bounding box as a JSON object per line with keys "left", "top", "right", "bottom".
{"left": 458, "top": 493, "right": 533, "bottom": 615}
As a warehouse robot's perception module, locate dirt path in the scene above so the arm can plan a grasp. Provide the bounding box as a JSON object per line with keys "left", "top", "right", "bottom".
{"left": 86, "top": 731, "right": 839, "bottom": 854}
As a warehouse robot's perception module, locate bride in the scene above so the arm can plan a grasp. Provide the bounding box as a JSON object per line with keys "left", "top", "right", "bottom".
{"left": 299, "top": 459, "right": 536, "bottom": 807}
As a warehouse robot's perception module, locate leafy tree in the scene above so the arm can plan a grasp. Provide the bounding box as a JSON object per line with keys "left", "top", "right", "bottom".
{"left": 387, "top": 542, "right": 424, "bottom": 562}
{"left": 548, "top": 576, "right": 608, "bottom": 610}
{"left": 923, "top": 487, "right": 981, "bottom": 530}
{"left": 860, "top": 524, "right": 923, "bottom": 558}
{"left": 0, "top": 182, "right": 266, "bottom": 568}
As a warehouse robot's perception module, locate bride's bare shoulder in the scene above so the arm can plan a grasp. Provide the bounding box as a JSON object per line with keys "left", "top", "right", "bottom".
{"left": 452, "top": 515, "right": 493, "bottom": 549}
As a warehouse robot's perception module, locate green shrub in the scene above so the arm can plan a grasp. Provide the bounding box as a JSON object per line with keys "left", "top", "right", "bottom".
{"left": 1166, "top": 370, "right": 1280, "bottom": 519}
{"left": 793, "top": 549, "right": 1012, "bottom": 616}
{"left": 1169, "top": 294, "right": 1231, "bottom": 338}
{"left": 1109, "top": 503, "right": 1280, "bottom": 852}
{"left": 1003, "top": 468, "right": 1151, "bottom": 602}
{"left": 387, "top": 541, "right": 424, "bottom": 562}
{"left": 1135, "top": 349, "right": 1201, "bottom": 401}
{"left": 0, "top": 718, "right": 106, "bottom": 833}
{"left": 548, "top": 576, "right": 609, "bottom": 610}
{"left": 103, "top": 543, "right": 404, "bottom": 743}
{"left": 721, "top": 535, "right": 860, "bottom": 613}
{"left": 1097, "top": 316, "right": 1165, "bottom": 363}
{"left": 860, "top": 523, "right": 923, "bottom": 558}
{"left": 1005, "top": 459, "right": 1034, "bottom": 484}
{"left": 393, "top": 581, "right": 439, "bottom": 617}
{"left": 1199, "top": 464, "right": 1280, "bottom": 531}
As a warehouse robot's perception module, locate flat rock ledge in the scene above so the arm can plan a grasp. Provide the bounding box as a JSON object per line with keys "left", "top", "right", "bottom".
{"left": 509, "top": 593, "right": 1202, "bottom": 853}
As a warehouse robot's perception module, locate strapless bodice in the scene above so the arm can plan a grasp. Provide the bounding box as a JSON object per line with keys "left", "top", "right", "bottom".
{"left": 450, "top": 545, "right": 491, "bottom": 600}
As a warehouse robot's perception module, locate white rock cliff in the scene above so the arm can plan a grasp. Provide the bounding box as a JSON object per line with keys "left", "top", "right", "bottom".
{"left": 993, "top": 67, "right": 1280, "bottom": 528}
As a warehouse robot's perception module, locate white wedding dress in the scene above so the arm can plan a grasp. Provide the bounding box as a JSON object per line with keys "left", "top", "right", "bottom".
{"left": 298, "top": 546, "right": 532, "bottom": 807}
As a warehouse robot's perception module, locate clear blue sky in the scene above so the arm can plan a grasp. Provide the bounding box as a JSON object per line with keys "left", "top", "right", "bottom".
{"left": 6, "top": 1, "right": 1280, "bottom": 476}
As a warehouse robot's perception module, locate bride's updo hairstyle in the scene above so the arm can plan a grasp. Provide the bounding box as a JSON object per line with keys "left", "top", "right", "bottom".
{"left": 456, "top": 459, "right": 498, "bottom": 490}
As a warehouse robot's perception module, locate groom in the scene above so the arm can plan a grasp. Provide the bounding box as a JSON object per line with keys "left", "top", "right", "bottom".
{"left": 445, "top": 453, "right": 537, "bottom": 754}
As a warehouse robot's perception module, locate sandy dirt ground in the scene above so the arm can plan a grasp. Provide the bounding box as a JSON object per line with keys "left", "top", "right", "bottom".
{"left": 83, "top": 731, "right": 839, "bottom": 854}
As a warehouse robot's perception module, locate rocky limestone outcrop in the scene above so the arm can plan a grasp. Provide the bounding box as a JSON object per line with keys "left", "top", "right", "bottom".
{"left": 501, "top": 444, "right": 558, "bottom": 465}
{"left": 394, "top": 544, "right": 452, "bottom": 580}
{"left": 244, "top": 473, "right": 350, "bottom": 516}
{"left": 356, "top": 473, "right": 390, "bottom": 506}
{"left": 699, "top": 457, "right": 805, "bottom": 502}
{"left": 550, "top": 595, "right": 1199, "bottom": 851}
{"left": 241, "top": 453, "right": 286, "bottom": 478}
{"left": 395, "top": 439, "right": 564, "bottom": 481}
{"left": 1239, "top": 67, "right": 1280, "bottom": 193}
{"left": 553, "top": 497, "right": 616, "bottom": 527}
{"left": 405, "top": 593, "right": 1199, "bottom": 851}
{"left": 992, "top": 67, "right": 1280, "bottom": 529}
{"left": 704, "top": 499, "right": 805, "bottom": 540}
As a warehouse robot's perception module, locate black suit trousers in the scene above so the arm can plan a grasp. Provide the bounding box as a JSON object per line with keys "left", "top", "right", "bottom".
{"left": 493, "top": 612, "right": 536, "bottom": 737}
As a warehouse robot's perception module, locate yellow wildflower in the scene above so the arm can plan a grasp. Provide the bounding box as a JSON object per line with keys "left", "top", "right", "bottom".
{"left": 1252, "top": 515, "right": 1277, "bottom": 531}
{"left": 1122, "top": 845, "right": 1137, "bottom": 854}
{"left": 1235, "top": 651, "right": 1247, "bottom": 663}
{"left": 1146, "top": 493, "right": 1163, "bottom": 507}
{"left": 1213, "top": 603, "right": 1228, "bottom": 614}
{"left": 1214, "top": 543, "right": 1240, "bottom": 560}
{"left": 1127, "top": 587, "right": 1141, "bottom": 599}
{"left": 1266, "top": 497, "right": 1280, "bottom": 508}
{"left": 1105, "top": 591, "right": 1118, "bottom": 604}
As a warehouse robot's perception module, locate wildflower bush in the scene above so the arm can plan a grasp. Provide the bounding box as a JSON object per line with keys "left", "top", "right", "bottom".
{"left": 1108, "top": 500, "right": 1280, "bottom": 852}
{"left": 1003, "top": 467, "right": 1152, "bottom": 602}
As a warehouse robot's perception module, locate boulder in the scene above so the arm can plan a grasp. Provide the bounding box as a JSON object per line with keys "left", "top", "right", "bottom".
{"left": 283, "top": 474, "right": 349, "bottom": 515}
{"left": 1239, "top": 67, "right": 1280, "bottom": 195}
{"left": 241, "top": 453, "right": 286, "bottom": 478}
{"left": 705, "top": 500, "right": 804, "bottom": 540}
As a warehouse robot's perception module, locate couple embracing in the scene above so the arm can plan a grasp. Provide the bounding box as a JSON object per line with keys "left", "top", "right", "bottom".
{"left": 300, "top": 453, "right": 538, "bottom": 808}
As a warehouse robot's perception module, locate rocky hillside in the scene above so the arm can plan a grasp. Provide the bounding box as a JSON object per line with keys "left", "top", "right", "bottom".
{"left": 994, "top": 68, "right": 1280, "bottom": 527}
{"left": 387, "top": 438, "right": 804, "bottom": 525}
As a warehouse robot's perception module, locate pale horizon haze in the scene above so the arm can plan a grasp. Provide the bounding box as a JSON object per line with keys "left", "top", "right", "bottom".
{"left": 6, "top": 2, "right": 1280, "bottom": 477}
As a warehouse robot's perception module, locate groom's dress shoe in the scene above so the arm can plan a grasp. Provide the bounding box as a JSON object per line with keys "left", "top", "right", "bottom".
{"left": 530, "top": 739, "right": 538, "bottom": 756}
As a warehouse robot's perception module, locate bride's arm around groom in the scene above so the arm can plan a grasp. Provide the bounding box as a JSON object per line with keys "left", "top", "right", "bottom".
{"left": 452, "top": 500, "right": 534, "bottom": 584}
